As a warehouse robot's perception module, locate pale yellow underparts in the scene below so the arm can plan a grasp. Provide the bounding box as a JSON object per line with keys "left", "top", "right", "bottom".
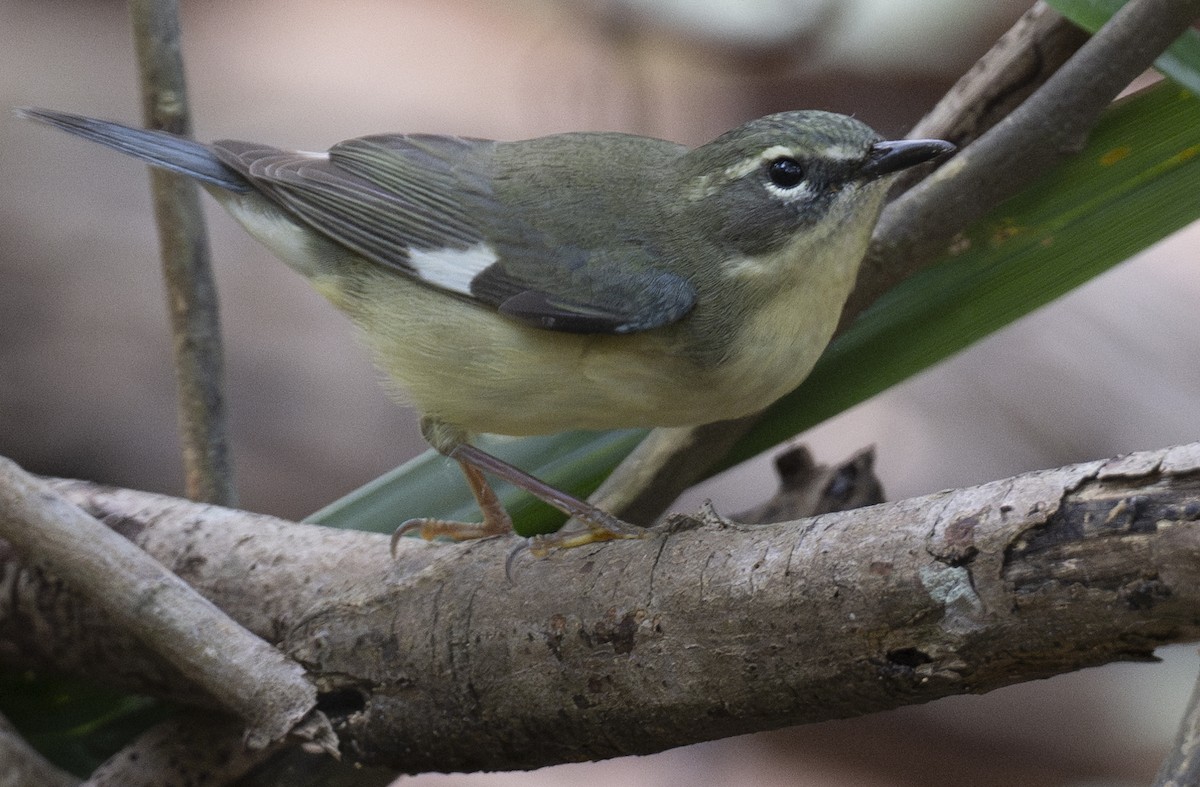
{"left": 218, "top": 184, "right": 882, "bottom": 437}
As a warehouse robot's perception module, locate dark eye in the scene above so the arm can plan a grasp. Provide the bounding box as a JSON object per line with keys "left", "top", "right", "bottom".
{"left": 767, "top": 157, "right": 805, "bottom": 189}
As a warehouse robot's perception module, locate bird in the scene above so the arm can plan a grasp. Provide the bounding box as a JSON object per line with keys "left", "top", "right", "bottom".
{"left": 18, "top": 106, "right": 953, "bottom": 553}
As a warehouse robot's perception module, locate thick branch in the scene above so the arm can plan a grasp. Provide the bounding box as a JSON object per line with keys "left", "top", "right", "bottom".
{"left": 3, "top": 444, "right": 1199, "bottom": 772}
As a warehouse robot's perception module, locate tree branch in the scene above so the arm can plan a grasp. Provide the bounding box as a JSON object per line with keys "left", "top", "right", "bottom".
{"left": 0, "top": 458, "right": 318, "bottom": 749}
{"left": 732, "top": 444, "right": 884, "bottom": 524}
{"left": 896, "top": 2, "right": 1089, "bottom": 188}
{"left": 1155, "top": 653, "right": 1200, "bottom": 785}
{"left": 852, "top": 0, "right": 1200, "bottom": 314}
{"left": 82, "top": 711, "right": 276, "bottom": 787}
{"left": 3, "top": 443, "right": 1199, "bottom": 772}
{"left": 129, "top": 0, "right": 234, "bottom": 505}
{"left": 0, "top": 711, "right": 78, "bottom": 787}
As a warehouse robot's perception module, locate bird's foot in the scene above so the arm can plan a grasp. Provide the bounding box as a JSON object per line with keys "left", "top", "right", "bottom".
{"left": 525, "top": 520, "right": 643, "bottom": 556}
{"left": 390, "top": 513, "right": 512, "bottom": 557}
{"left": 505, "top": 512, "right": 646, "bottom": 578}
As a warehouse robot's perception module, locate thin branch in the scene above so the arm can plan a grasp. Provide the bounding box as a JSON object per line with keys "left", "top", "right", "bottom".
{"left": 594, "top": 0, "right": 1196, "bottom": 525}
{"left": 851, "top": 0, "right": 1200, "bottom": 315}
{"left": 82, "top": 711, "right": 278, "bottom": 787}
{"left": 1155, "top": 663, "right": 1200, "bottom": 785}
{"left": 0, "top": 457, "right": 318, "bottom": 749}
{"left": 128, "top": 0, "right": 234, "bottom": 505}
{"left": 3, "top": 443, "right": 1200, "bottom": 772}
{"left": 892, "top": 2, "right": 1089, "bottom": 193}
{"left": 590, "top": 419, "right": 756, "bottom": 524}
{"left": 0, "top": 711, "right": 78, "bottom": 787}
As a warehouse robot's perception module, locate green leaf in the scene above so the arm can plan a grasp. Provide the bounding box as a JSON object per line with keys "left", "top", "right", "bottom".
{"left": 313, "top": 81, "right": 1200, "bottom": 535}
{"left": 1045, "top": 0, "right": 1200, "bottom": 96}
{"left": 0, "top": 670, "right": 174, "bottom": 778}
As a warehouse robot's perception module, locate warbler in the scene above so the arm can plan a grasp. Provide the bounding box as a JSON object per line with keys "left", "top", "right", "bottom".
{"left": 19, "top": 107, "right": 952, "bottom": 551}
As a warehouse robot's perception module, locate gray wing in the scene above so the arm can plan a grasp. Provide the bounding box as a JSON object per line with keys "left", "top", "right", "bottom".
{"left": 213, "top": 134, "right": 695, "bottom": 334}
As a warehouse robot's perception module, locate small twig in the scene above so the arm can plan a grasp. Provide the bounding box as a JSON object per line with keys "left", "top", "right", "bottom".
{"left": 0, "top": 457, "right": 318, "bottom": 749}
{"left": 128, "top": 0, "right": 234, "bottom": 505}
{"left": 82, "top": 711, "right": 278, "bottom": 787}
{"left": 590, "top": 419, "right": 755, "bottom": 524}
{"left": 1155, "top": 665, "right": 1200, "bottom": 786}
{"left": 911, "top": 1, "right": 1087, "bottom": 139}
{"left": 891, "top": 2, "right": 1088, "bottom": 192}
{"left": 0, "top": 711, "right": 79, "bottom": 787}
{"left": 595, "top": 0, "right": 1197, "bottom": 525}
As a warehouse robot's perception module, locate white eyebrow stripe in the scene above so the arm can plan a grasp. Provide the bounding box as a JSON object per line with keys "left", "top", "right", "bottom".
{"left": 408, "top": 242, "right": 498, "bottom": 294}
{"left": 757, "top": 144, "right": 797, "bottom": 162}
{"left": 724, "top": 145, "right": 798, "bottom": 180}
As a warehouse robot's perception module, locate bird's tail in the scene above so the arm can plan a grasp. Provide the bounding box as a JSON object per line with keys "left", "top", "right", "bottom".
{"left": 16, "top": 107, "right": 250, "bottom": 193}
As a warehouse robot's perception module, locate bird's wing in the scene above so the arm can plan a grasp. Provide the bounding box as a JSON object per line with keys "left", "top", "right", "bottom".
{"left": 213, "top": 134, "right": 695, "bottom": 334}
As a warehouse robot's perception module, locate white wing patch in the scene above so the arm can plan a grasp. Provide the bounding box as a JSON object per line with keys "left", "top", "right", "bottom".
{"left": 408, "top": 242, "right": 499, "bottom": 295}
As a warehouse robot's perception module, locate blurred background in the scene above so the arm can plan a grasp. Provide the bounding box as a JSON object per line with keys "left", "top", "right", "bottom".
{"left": 2, "top": 0, "right": 1198, "bottom": 784}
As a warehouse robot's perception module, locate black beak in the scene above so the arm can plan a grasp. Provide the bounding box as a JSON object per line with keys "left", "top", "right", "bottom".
{"left": 860, "top": 138, "right": 955, "bottom": 179}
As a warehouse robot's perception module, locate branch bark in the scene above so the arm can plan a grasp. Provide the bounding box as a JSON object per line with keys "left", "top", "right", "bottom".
{"left": 3, "top": 443, "right": 1199, "bottom": 773}
{"left": 852, "top": 0, "right": 1200, "bottom": 315}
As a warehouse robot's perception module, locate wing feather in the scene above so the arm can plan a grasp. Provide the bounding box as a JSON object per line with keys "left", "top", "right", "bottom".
{"left": 213, "top": 133, "right": 695, "bottom": 333}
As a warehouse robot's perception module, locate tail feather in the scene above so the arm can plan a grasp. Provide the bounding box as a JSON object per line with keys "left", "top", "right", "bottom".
{"left": 16, "top": 107, "right": 251, "bottom": 193}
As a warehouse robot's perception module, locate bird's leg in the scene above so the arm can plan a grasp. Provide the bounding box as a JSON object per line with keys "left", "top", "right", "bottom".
{"left": 448, "top": 442, "right": 645, "bottom": 554}
{"left": 391, "top": 418, "right": 644, "bottom": 555}
{"left": 390, "top": 458, "right": 515, "bottom": 554}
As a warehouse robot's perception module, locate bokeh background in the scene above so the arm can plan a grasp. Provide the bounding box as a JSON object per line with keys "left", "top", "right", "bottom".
{"left": 2, "top": 1, "right": 1198, "bottom": 784}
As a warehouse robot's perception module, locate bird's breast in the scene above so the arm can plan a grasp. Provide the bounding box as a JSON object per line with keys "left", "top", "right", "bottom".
{"left": 244, "top": 202, "right": 872, "bottom": 437}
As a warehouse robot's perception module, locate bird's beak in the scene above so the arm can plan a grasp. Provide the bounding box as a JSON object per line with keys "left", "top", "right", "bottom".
{"left": 859, "top": 138, "right": 955, "bottom": 179}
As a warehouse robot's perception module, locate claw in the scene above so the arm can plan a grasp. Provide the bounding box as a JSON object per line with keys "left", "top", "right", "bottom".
{"left": 505, "top": 539, "right": 531, "bottom": 583}
{"left": 390, "top": 515, "right": 512, "bottom": 557}
{"left": 390, "top": 518, "right": 422, "bottom": 557}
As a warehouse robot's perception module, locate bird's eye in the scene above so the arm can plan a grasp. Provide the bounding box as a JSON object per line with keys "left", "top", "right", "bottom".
{"left": 767, "top": 157, "right": 805, "bottom": 189}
